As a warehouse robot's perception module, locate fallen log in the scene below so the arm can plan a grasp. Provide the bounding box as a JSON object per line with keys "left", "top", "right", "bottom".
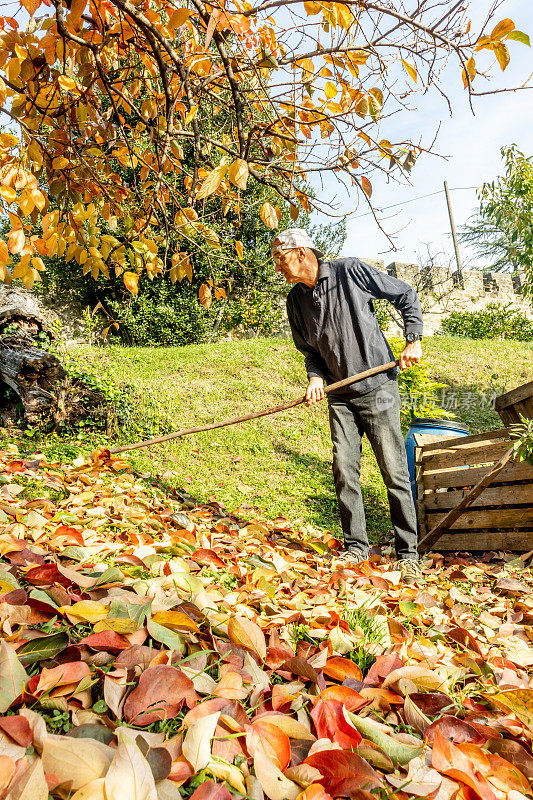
{"left": 0, "top": 334, "right": 66, "bottom": 424}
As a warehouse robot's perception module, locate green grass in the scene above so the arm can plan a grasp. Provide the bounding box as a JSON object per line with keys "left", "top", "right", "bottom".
{"left": 4, "top": 335, "right": 533, "bottom": 544}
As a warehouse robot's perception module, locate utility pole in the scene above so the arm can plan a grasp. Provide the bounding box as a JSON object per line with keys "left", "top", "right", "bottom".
{"left": 444, "top": 180, "right": 463, "bottom": 286}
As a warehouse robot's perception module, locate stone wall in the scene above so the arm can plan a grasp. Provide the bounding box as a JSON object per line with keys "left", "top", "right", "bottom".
{"left": 367, "top": 260, "right": 533, "bottom": 337}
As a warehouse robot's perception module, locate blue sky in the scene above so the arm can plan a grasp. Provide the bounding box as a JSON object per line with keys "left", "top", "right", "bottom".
{"left": 314, "top": 0, "right": 533, "bottom": 269}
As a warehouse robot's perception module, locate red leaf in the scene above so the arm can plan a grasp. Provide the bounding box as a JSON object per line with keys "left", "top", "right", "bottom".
{"left": 24, "top": 564, "right": 72, "bottom": 587}
{"left": 123, "top": 665, "right": 198, "bottom": 726}
{"left": 0, "top": 715, "right": 32, "bottom": 747}
{"left": 304, "top": 749, "right": 383, "bottom": 795}
{"left": 319, "top": 686, "right": 368, "bottom": 712}
{"left": 364, "top": 654, "right": 404, "bottom": 687}
{"left": 190, "top": 779, "right": 232, "bottom": 800}
{"left": 311, "top": 699, "right": 362, "bottom": 749}
{"left": 424, "top": 715, "right": 486, "bottom": 746}
{"left": 78, "top": 630, "right": 131, "bottom": 653}
{"left": 191, "top": 548, "right": 227, "bottom": 568}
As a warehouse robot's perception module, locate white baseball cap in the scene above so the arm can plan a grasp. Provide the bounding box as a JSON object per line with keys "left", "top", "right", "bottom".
{"left": 271, "top": 228, "right": 324, "bottom": 260}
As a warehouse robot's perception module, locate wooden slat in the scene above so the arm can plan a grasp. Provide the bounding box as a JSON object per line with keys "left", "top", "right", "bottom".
{"left": 418, "top": 427, "right": 510, "bottom": 453}
{"left": 427, "top": 507, "right": 533, "bottom": 530}
{"left": 495, "top": 380, "right": 533, "bottom": 411}
{"left": 423, "top": 440, "right": 511, "bottom": 471}
{"left": 424, "top": 483, "right": 533, "bottom": 511}
{"left": 415, "top": 446, "right": 426, "bottom": 536}
{"left": 422, "top": 461, "right": 533, "bottom": 490}
{"left": 413, "top": 432, "right": 456, "bottom": 446}
{"left": 429, "top": 530, "right": 533, "bottom": 552}
{"left": 498, "top": 407, "right": 522, "bottom": 425}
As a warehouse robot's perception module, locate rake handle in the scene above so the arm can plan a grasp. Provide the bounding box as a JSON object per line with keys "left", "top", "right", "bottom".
{"left": 109, "top": 360, "right": 399, "bottom": 455}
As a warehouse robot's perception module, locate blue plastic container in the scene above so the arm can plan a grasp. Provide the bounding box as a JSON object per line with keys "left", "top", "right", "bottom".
{"left": 404, "top": 417, "right": 470, "bottom": 507}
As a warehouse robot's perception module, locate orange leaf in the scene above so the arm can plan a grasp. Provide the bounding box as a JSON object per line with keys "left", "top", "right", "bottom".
{"left": 199, "top": 283, "right": 212, "bottom": 308}
{"left": 227, "top": 616, "right": 266, "bottom": 660}
{"left": 260, "top": 202, "right": 280, "bottom": 229}
{"left": 490, "top": 18, "right": 515, "bottom": 40}
{"left": 247, "top": 720, "right": 291, "bottom": 770}
{"left": 361, "top": 176, "right": 372, "bottom": 197}
{"left": 123, "top": 271, "right": 139, "bottom": 295}
{"left": 401, "top": 59, "right": 418, "bottom": 82}
{"left": 235, "top": 240, "right": 244, "bottom": 260}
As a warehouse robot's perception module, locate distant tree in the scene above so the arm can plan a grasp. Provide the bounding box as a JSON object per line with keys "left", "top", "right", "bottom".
{"left": 460, "top": 145, "right": 533, "bottom": 300}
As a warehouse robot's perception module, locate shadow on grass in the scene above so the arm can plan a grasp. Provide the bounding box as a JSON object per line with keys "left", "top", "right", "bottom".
{"left": 272, "top": 441, "right": 391, "bottom": 543}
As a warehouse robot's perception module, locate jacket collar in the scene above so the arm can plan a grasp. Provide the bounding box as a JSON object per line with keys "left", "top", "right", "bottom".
{"left": 299, "top": 259, "right": 330, "bottom": 293}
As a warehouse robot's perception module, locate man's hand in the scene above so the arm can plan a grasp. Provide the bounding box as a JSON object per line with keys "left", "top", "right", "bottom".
{"left": 399, "top": 340, "right": 422, "bottom": 370}
{"left": 306, "top": 376, "right": 325, "bottom": 405}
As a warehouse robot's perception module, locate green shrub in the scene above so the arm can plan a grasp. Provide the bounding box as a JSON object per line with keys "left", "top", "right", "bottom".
{"left": 440, "top": 302, "right": 533, "bottom": 341}
{"left": 388, "top": 337, "right": 452, "bottom": 424}
{"left": 105, "top": 282, "right": 211, "bottom": 346}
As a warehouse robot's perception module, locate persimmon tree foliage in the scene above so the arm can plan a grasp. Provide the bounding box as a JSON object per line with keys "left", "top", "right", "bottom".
{"left": 0, "top": 0, "right": 529, "bottom": 304}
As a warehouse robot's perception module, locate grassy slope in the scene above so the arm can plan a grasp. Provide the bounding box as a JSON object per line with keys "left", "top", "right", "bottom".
{"left": 73, "top": 335, "right": 533, "bottom": 544}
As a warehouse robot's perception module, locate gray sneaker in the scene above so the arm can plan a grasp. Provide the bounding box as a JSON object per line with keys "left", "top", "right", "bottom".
{"left": 334, "top": 549, "right": 369, "bottom": 566}
{"left": 393, "top": 559, "right": 425, "bottom": 585}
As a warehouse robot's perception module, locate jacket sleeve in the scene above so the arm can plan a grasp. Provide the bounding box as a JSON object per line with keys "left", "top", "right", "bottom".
{"left": 286, "top": 293, "right": 327, "bottom": 381}
{"left": 350, "top": 260, "right": 424, "bottom": 337}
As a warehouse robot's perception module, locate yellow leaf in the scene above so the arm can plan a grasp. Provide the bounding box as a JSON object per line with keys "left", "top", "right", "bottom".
{"left": 235, "top": 240, "right": 244, "bottom": 260}
{"left": 123, "top": 271, "right": 139, "bottom": 295}
{"left": 401, "top": 59, "right": 418, "bottom": 83}
{"left": 58, "top": 74, "right": 77, "bottom": 92}
{"left": 0, "top": 186, "right": 17, "bottom": 203}
{"left": 228, "top": 615, "right": 266, "bottom": 660}
{"left": 18, "top": 190, "right": 34, "bottom": 217}
{"left": 58, "top": 601, "right": 109, "bottom": 623}
{"left": 228, "top": 158, "right": 249, "bottom": 190}
{"left": 52, "top": 157, "right": 69, "bottom": 170}
{"left": 32, "top": 257, "right": 45, "bottom": 271}
{"left": 182, "top": 712, "right": 220, "bottom": 771}
{"left": 462, "top": 56, "right": 476, "bottom": 88}
{"left": 31, "top": 189, "right": 46, "bottom": 212}
{"left": 324, "top": 81, "right": 337, "bottom": 99}
{"left": 199, "top": 283, "right": 212, "bottom": 309}
{"left": 490, "top": 18, "right": 515, "bottom": 40}
{"left": 151, "top": 610, "right": 200, "bottom": 632}
{"left": 491, "top": 689, "right": 533, "bottom": 732}
{"left": 185, "top": 104, "right": 198, "bottom": 125}
{"left": 303, "top": 1, "right": 321, "bottom": 14}
{"left": 196, "top": 162, "right": 227, "bottom": 200}
{"left": 168, "top": 7, "right": 191, "bottom": 28}
{"left": 260, "top": 202, "right": 279, "bottom": 229}
{"left": 93, "top": 618, "right": 139, "bottom": 634}
{"left": 42, "top": 736, "right": 113, "bottom": 792}
{"left": 494, "top": 41, "right": 510, "bottom": 70}
{"left": 8, "top": 229, "right": 25, "bottom": 254}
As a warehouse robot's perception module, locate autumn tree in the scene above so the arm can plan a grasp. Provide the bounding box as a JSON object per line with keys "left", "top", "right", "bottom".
{"left": 0, "top": 0, "right": 529, "bottom": 306}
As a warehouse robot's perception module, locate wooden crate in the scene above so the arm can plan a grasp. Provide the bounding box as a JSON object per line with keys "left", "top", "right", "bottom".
{"left": 495, "top": 380, "right": 533, "bottom": 425}
{"left": 415, "top": 427, "right": 533, "bottom": 552}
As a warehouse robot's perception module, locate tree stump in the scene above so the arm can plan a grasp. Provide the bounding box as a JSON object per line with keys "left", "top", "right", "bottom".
{"left": 0, "top": 287, "right": 65, "bottom": 424}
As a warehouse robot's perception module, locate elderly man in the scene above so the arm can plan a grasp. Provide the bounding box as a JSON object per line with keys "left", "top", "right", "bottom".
{"left": 272, "top": 228, "right": 424, "bottom": 584}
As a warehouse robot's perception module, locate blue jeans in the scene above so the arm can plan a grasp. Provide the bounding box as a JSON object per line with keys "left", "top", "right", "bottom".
{"left": 328, "top": 379, "right": 418, "bottom": 560}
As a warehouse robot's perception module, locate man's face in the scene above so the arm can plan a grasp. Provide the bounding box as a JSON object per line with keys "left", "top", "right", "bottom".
{"left": 272, "top": 246, "right": 305, "bottom": 283}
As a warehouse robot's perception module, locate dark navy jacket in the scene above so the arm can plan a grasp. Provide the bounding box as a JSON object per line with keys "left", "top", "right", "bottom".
{"left": 286, "top": 257, "right": 423, "bottom": 397}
